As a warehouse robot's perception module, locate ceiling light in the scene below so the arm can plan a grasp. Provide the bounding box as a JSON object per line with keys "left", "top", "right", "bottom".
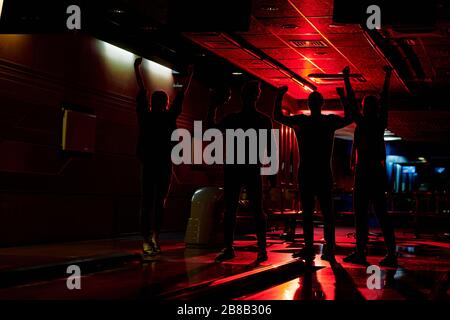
{"left": 232, "top": 72, "right": 243, "bottom": 75}
{"left": 384, "top": 129, "right": 402, "bottom": 141}
{"left": 308, "top": 73, "right": 367, "bottom": 82}
{"left": 260, "top": 6, "right": 279, "bottom": 12}
{"left": 292, "top": 78, "right": 313, "bottom": 92}
{"left": 384, "top": 136, "right": 402, "bottom": 141}
{"left": 109, "top": 9, "right": 125, "bottom": 14}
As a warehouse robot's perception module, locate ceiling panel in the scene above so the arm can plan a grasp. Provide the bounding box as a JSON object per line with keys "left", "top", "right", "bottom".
{"left": 261, "top": 47, "right": 307, "bottom": 59}
{"left": 306, "top": 17, "right": 362, "bottom": 34}
{"left": 290, "top": 0, "right": 334, "bottom": 17}
{"left": 255, "top": 17, "right": 317, "bottom": 35}
{"left": 252, "top": 0, "right": 300, "bottom": 18}
{"left": 213, "top": 49, "right": 259, "bottom": 60}
{"left": 277, "top": 58, "right": 317, "bottom": 69}
{"left": 241, "top": 34, "right": 286, "bottom": 49}
{"left": 325, "top": 33, "right": 370, "bottom": 47}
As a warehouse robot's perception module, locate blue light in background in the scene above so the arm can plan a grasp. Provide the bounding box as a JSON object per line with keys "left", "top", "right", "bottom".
{"left": 402, "top": 166, "right": 416, "bottom": 174}
{"left": 435, "top": 167, "right": 446, "bottom": 174}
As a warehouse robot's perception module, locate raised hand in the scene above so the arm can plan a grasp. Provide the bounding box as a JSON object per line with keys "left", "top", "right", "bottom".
{"left": 383, "top": 65, "right": 393, "bottom": 75}
{"left": 134, "top": 57, "right": 143, "bottom": 68}
{"left": 342, "top": 66, "right": 350, "bottom": 76}
{"left": 336, "top": 87, "right": 345, "bottom": 97}
{"left": 277, "top": 86, "right": 288, "bottom": 96}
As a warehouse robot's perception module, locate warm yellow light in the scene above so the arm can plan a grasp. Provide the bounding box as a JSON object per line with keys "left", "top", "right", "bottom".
{"left": 0, "top": 0, "right": 4, "bottom": 20}
{"left": 147, "top": 59, "right": 173, "bottom": 79}
{"left": 99, "top": 40, "right": 173, "bottom": 78}
{"left": 100, "top": 41, "right": 135, "bottom": 64}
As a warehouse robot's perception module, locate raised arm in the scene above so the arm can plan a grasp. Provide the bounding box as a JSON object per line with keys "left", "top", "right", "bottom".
{"left": 134, "top": 57, "right": 149, "bottom": 122}
{"left": 350, "top": 140, "right": 357, "bottom": 171}
{"left": 134, "top": 57, "right": 146, "bottom": 91}
{"left": 379, "top": 65, "right": 393, "bottom": 128}
{"left": 273, "top": 86, "right": 301, "bottom": 127}
{"left": 170, "top": 65, "right": 194, "bottom": 118}
{"left": 342, "top": 66, "right": 362, "bottom": 124}
{"left": 333, "top": 86, "right": 353, "bottom": 129}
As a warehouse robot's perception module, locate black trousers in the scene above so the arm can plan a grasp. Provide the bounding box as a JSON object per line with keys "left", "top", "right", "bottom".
{"left": 354, "top": 162, "right": 396, "bottom": 255}
{"left": 140, "top": 162, "right": 172, "bottom": 240}
{"left": 223, "top": 166, "right": 267, "bottom": 250}
{"left": 298, "top": 169, "right": 335, "bottom": 252}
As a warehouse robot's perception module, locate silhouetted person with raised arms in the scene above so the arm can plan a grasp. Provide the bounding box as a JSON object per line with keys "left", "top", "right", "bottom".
{"left": 340, "top": 65, "right": 398, "bottom": 267}
{"left": 134, "top": 57, "right": 193, "bottom": 257}
{"left": 207, "top": 81, "right": 273, "bottom": 263}
{"left": 274, "top": 85, "right": 352, "bottom": 261}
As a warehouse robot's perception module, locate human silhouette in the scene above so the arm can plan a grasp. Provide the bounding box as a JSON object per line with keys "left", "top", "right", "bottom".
{"left": 207, "top": 81, "right": 273, "bottom": 263}
{"left": 274, "top": 85, "right": 352, "bottom": 261}
{"left": 340, "top": 65, "right": 398, "bottom": 267}
{"left": 134, "top": 57, "right": 193, "bottom": 257}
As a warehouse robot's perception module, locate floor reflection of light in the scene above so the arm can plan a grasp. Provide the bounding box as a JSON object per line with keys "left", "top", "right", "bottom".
{"left": 316, "top": 266, "right": 335, "bottom": 300}
{"left": 281, "top": 279, "right": 300, "bottom": 300}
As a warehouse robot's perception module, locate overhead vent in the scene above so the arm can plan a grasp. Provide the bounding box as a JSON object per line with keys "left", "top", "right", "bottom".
{"left": 289, "top": 40, "right": 328, "bottom": 48}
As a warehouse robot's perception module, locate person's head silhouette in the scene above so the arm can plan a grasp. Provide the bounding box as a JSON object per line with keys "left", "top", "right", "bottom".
{"left": 307, "top": 91, "right": 324, "bottom": 116}
{"left": 212, "top": 85, "right": 232, "bottom": 106}
{"left": 362, "top": 95, "right": 379, "bottom": 119}
{"left": 241, "top": 80, "right": 261, "bottom": 108}
{"left": 151, "top": 90, "right": 169, "bottom": 112}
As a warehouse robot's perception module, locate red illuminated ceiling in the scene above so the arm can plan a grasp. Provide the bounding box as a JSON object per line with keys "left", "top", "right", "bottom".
{"left": 184, "top": 0, "right": 408, "bottom": 99}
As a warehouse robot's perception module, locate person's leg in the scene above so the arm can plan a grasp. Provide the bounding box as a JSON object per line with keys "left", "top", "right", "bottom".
{"left": 300, "top": 189, "right": 315, "bottom": 250}
{"left": 245, "top": 171, "right": 267, "bottom": 261}
{"left": 317, "top": 180, "right": 335, "bottom": 258}
{"left": 293, "top": 173, "right": 316, "bottom": 259}
{"left": 151, "top": 165, "right": 173, "bottom": 251}
{"left": 354, "top": 167, "right": 370, "bottom": 255}
{"left": 372, "top": 167, "right": 397, "bottom": 260}
{"left": 344, "top": 166, "right": 370, "bottom": 264}
{"left": 223, "top": 170, "right": 242, "bottom": 248}
{"left": 216, "top": 168, "right": 241, "bottom": 262}
{"left": 140, "top": 164, "right": 156, "bottom": 254}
